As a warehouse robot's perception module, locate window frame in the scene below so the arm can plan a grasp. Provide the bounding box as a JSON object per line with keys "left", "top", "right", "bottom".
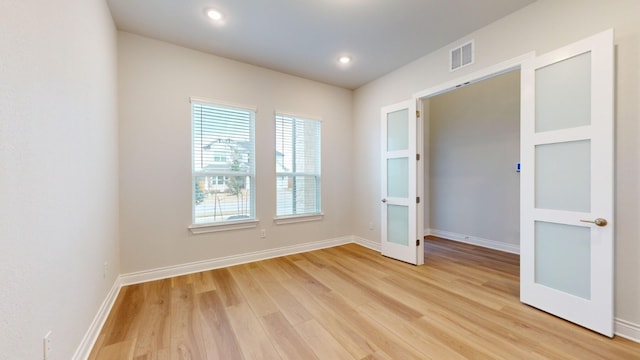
{"left": 189, "top": 98, "right": 258, "bottom": 233}
{"left": 274, "top": 112, "right": 323, "bottom": 222}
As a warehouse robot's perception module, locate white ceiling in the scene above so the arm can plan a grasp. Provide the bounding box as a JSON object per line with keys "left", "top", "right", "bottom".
{"left": 107, "top": 0, "right": 536, "bottom": 89}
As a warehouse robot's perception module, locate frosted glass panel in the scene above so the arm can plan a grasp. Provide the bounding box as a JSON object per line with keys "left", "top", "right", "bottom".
{"left": 387, "top": 158, "right": 408, "bottom": 198}
{"left": 387, "top": 109, "right": 409, "bottom": 151}
{"left": 536, "top": 52, "right": 591, "bottom": 133}
{"left": 535, "top": 221, "right": 591, "bottom": 299}
{"left": 536, "top": 140, "right": 590, "bottom": 212}
{"left": 387, "top": 205, "right": 409, "bottom": 246}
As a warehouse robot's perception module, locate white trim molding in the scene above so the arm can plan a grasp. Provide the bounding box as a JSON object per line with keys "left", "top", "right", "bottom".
{"left": 274, "top": 213, "right": 324, "bottom": 225}
{"left": 120, "top": 236, "right": 353, "bottom": 286}
{"left": 615, "top": 318, "right": 640, "bottom": 343}
{"left": 72, "top": 277, "right": 122, "bottom": 360}
{"left": 426, "top": 228, "right": 520, "bottom": 254}
{"left": 353, "top": 236, "right": 381, "bottom": 252}
{"left": 414, "top": 52, "right": 535, "bottom": 100}
{"left": 189, "top": 219, "right": 260, "bottom": 234}
{"left": 189, "top": 96, "right": 257, "bottom": 112}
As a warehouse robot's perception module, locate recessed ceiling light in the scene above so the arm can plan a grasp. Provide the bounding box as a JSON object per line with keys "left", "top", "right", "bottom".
{"left": 338, "top": 56, "right": 352, "bottom": 64}
{"left": 206, "top": 9, "right": 223, "bottom": 21}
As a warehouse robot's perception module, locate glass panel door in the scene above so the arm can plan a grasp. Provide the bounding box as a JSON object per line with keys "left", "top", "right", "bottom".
{"left": 520, "top": 29, "right": 614, "bottom": 336}
{"left": 381, "top": 100, "right": 419, "bottom": 264}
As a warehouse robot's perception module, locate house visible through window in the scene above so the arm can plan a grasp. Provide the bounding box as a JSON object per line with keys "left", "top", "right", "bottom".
{"left": 213, "top": 151, "right": 227, "bottom": 163}
{"left": 275, "top": 114, "right": 321, "bottom": 217}
{"left": 192, "top": 101, "right": 255, "bottom": 224}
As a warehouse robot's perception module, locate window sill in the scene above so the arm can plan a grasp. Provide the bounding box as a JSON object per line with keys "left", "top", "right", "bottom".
{"left": 274, "top": 213, "right": 324, "bottom": 225}
{"left": 189, "top": 219, "right": 259, "bottom": 234}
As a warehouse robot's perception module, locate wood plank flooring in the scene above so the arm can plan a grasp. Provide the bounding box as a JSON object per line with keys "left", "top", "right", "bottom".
{"left": 89, "top": 237, "right": 640, "bottom": 359}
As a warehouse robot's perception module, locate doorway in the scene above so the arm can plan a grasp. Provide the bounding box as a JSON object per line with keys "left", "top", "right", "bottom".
{"left": 422, "top": 70, "right": 521, "bottom": 254}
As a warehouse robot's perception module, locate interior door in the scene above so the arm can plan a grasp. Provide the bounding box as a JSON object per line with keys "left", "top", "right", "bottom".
{"left": 520, "top": 29, "right": 614, "bottom": 336}
{"left": 381, "top": 100, "right": 422, "bottom": 265}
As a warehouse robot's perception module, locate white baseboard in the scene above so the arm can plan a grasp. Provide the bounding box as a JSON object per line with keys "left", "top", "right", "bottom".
{"left": 72, "top": 277, "right": 122, "bottom": 360}
{"left": 615, "top": 318, "right": 640, "bottom": 343}
{"left": 353, "top": 236, "right": 381, "bottom": 252}
{"left": 426, "top": 228, "right": 520, "bottom": 254}
{"left": 120, "top": 236, "right": 354, "bottom": 286}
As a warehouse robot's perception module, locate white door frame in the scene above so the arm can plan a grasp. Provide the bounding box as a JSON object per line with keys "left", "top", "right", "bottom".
{"left": 414, "top": 52, "right": 534, "bottom": 239}
{"left": 413, "top": 52, "right": 535, "bottom": 102}
{"left": 381, "top": 53, "right": 534, "bottom": 266}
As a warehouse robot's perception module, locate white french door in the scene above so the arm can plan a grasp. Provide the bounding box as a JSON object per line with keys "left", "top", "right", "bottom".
{"left": 520, "top": 29, "right": 614, "bottom": 336}
{"left": 380, "top": 100, "right": 422, "bottom": 265}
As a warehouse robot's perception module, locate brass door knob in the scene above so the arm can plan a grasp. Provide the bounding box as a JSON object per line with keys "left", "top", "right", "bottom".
{"left": 580, "top": 218, "right": 608, "bottom": 227}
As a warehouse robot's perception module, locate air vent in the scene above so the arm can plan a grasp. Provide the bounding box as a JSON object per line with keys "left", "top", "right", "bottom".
{"left": 450, "top": 40, "right": 474, "bottom": 71}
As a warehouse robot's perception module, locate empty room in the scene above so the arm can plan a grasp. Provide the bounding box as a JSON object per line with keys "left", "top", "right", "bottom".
{"left": 2, "top": 0, "right": 640, "bottom": 359}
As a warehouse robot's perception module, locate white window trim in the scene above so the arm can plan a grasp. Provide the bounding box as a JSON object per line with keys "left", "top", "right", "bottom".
{"left": 191, "top": 98, "right": 257, "bottom": 228}
{"left": 274, "top": 110, "right": 322, "bottom": 123}
{"left": 275, "top": 112, "right": 322, "bottom": 218}
{"left": 190, "top": 96, "right": 257, "bottom": 112}
{"left": 274, "top": 213, "right": 324, "bottom": 225}
{"left": 189, "top": 219, "right": 260, "bottom": 234}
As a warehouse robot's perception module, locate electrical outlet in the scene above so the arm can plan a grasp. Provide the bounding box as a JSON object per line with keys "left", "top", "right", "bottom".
{"left": 43, "top": 331, "right": 52, "bottom": 360}
{"left": 368, "top": 222, "right": 374, "bottom": 231}
{"left": 103, "top": 261, "right": 108, "bottom": 278}
{"left": 260, "top": 229, "right": 266, "bottom": 238}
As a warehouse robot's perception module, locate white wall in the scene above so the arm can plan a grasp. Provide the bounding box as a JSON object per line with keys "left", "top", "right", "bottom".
{"left": 428, "top": 71, "right": 520, "bottom": 248}
{"left": 0, "top": 1, "right": 119, "bottom": 359}
{"left": 353, "top": 0, "right": 640, "bottom": 332}
{"left": 118, "top": 32, "right": 354, "bottom": 274}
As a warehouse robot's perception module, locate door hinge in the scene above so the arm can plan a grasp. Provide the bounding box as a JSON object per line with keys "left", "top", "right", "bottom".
{"left": 416, "top": 239, "right": 420, "bottom": 246}
{"left": 416, "top": 110, "right": 421, "bottom": 118}
{"left": 416, "top": 154, "right": 420, "bottom": 161}
{"left": 416, "top": 196, "right": 420, "bottom": 204}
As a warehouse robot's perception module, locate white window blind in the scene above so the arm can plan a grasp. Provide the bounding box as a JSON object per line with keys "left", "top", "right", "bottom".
{"left": 192, "top": 101, "right": 255, "bottom": 224}
{"left": 275, "top": 114, "right": 321, "bottom": 217}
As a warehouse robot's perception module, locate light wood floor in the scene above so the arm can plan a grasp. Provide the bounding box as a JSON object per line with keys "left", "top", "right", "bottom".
{"left": 89, "top": 237, "right": 640, "bottom": 359}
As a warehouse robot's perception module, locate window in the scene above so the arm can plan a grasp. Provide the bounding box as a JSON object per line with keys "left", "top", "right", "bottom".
{"left": 275, "top": 114, "right": 321, "bottom": 217}
{"left": 192, "top": 101, "right": 255, "bottom": 225}
{"left": 212, "top": 151, "right": 227, "bottom": 163}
